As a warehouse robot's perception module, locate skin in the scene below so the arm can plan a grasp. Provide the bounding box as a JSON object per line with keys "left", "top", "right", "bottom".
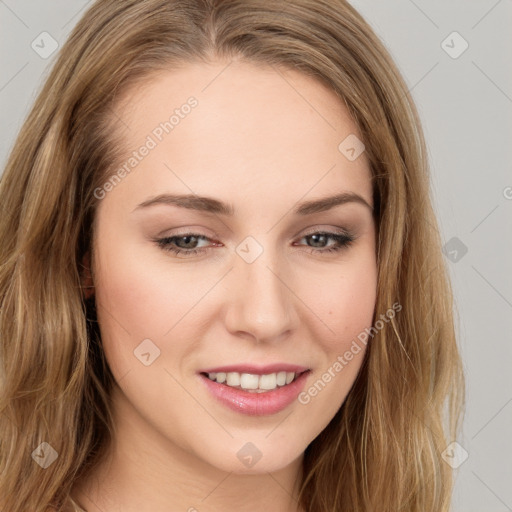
{"left": 72, "top": 58, "right": 378, "bottom": 512}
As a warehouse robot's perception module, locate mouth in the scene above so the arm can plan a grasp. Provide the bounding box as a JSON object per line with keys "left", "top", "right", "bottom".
{"left": 198, "top": 369, "right": 312, "bottom": 416}
{"left": 199, "top": 369, "right": 310, "bottom": 393}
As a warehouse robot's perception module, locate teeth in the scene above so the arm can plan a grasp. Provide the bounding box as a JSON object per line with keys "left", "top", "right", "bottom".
{"left": 206, "top": 371, "right": 301, "bottom": 391}
{"left": 276, "top": 371, "right": 287, "bottom": 386}
{"left": 226, "top": 372, "right": 241, "bottom": 387}
{"left": 259, "top": 373, "right": 276, "bottom": 390}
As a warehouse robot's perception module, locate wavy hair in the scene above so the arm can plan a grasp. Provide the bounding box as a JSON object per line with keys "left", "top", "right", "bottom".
{"left": 0, "top": 1, "right": 465, "bottom": 510}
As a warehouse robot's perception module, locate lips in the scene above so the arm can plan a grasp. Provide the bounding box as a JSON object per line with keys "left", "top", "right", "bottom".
{"left": 199, "top": 363, "right": 311, "bottom": 416}
{"left": 198, "top": 363, "right": 309, "bottom": 375}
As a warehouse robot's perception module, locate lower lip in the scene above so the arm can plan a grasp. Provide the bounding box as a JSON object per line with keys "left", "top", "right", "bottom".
{"left": 198, "top": 371, "right": 311, "bottom": 416}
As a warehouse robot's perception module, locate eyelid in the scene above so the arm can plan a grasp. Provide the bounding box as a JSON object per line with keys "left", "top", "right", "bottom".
{"left": 155, "top": 225, "right": 220, "bottom": 239}
{"left": 299, "top": 225, "right": 353, "bottom": 238}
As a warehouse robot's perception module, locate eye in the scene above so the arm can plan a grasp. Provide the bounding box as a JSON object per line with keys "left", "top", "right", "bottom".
{"left": 294, "top": 231, "right": 355, "bottom": 254}
{"left": 154, "top": 229, "right": 356, "bottom": 258}
{"left": 155, "top": 234, "right": 212, "bottom": 257}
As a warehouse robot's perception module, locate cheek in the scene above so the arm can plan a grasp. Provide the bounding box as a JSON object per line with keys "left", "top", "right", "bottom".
{"left": 91, "top": 230, "right": 182, "bottom": 378}
{"left": 93, "top": 237, "right": 199, "bottom": 339}
{"left": 316, "top": 254, "right": 378, "bottom": 351}
{"left": 297, "top": 256, "right": 377, "bottom": 420}
{"left": 92, "top": 233, "right": 221, "bottom": 382}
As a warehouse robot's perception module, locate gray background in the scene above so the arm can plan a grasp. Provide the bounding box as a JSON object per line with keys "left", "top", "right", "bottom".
{"left": 1, "top": 1, "right": 511, "bottom": 510}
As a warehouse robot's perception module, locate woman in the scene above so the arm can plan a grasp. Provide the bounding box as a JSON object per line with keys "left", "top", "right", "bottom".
{"left": 0, "top": 1, "right": 465, "bottom": 511}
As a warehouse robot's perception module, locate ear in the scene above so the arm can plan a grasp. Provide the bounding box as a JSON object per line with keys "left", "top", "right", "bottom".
{"left": 81, "top": 250, "right": 95, "bottom": 300}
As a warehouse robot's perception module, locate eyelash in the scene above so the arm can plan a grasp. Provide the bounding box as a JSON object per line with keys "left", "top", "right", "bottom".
{"left": 154, "top": 230, "right": 355, "bottom": 258}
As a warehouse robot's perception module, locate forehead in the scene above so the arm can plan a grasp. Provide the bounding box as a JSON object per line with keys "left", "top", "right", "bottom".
{"left": 105, "top": 60, "right": 373, "bottom": 211}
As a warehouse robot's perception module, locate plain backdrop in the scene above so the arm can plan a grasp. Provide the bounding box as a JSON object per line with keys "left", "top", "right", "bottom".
{"left": 1, "top": 1, "right": 511, "bottom": 511}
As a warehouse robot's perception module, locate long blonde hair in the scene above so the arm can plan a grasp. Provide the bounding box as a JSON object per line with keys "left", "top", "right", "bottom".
{"left": 0, "top": 1, "right": 465, "bottom": 510}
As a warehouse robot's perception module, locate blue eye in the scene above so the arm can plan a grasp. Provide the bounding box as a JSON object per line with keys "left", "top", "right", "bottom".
{"left": 155, "top": 230, "right": 356, "bottom": 258}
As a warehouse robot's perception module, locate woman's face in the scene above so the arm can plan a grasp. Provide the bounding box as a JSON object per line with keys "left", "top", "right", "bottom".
{"left": 89, "top": 59, "right": 377, "bottom": 475}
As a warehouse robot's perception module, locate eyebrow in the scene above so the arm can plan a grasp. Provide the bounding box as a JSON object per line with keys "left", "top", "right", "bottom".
{"left": 132, "top": 191, "right": 373, "bottom": 216}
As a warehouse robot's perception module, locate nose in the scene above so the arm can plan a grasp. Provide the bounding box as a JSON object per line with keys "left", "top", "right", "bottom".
{"left": 223, "top": 241, "right": 299, "bottom": 344}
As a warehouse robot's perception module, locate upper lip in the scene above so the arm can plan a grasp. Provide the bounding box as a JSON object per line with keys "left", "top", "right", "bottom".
{"left": 199, "top": 363, "right": 310, "bottom": 375}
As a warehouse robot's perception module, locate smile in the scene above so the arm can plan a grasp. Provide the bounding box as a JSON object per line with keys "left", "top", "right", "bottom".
{"left": 202, "top": 370, "right": 306, "bottom": 392}
{"left": 198, "top": 370, "right": 311, "bottom": 416}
